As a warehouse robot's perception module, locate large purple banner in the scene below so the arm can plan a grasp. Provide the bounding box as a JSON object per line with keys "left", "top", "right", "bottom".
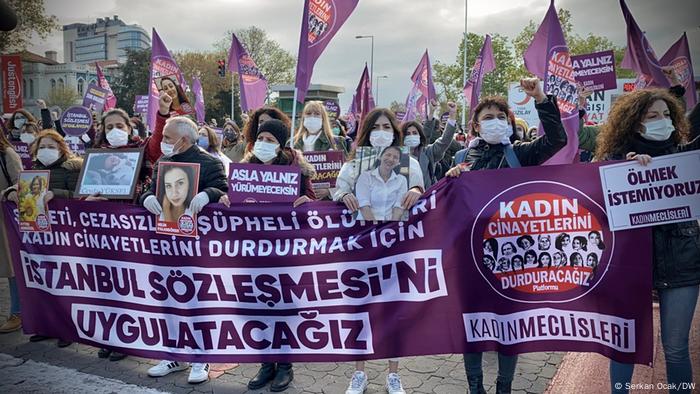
{"left": 3, "top": 162, "right": 652, "bottom": 364}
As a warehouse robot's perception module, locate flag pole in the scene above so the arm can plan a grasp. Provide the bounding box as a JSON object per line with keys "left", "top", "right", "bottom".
{"left": 290, "top": 87, "right": 299, "bottom": 146}
{"left": 461, "top": 0, "right": 468, "bottom": 129}
{"left": 231, "top": 72, "right": 235, "bottom": 122}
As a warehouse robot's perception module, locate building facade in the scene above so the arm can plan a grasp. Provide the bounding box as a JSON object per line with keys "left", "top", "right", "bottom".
{"left": 0, "top": 51, "right": 118, "bottom": 118}
{"left": 63, "top": 15, "right": 149, "bottom": 64}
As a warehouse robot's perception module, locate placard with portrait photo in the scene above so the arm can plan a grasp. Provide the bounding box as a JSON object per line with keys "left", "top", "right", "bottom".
{"left": 18, "top": 170, "right": 51, "bottom": 232}
{"left": 155, "top": 161, "right": 200, "bottom": 237}
{"left": 353, "top": 146, "right": 410, "bottom": 221}
{"left": 75, "top": 149, "right": 144, "bottom": 199}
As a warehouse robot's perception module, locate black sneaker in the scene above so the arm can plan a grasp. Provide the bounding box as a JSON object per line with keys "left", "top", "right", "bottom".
{"left": 29, "top": 335, "right": 49, "bottom": 342}
{"left": 97, "top": 348, "right": 112, "bottom": 358}
{"left": 109, "top": 352, "right": 127, "bottom": 361}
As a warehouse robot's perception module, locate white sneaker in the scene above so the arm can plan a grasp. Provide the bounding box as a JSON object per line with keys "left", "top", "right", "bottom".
{"left": 188, "top": 363, "right": 210, "bottom": 384}
{"left": 385, "top": 373, "right": 406, "bottom": 394}
{"left": 345, "top": 370, "right": 368, "bottom": 394}
{"left": 148, "top": 360, "right": 189, "bottom": 377}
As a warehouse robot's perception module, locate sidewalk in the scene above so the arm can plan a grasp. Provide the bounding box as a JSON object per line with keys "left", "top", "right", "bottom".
{"left": 0, "top": 280, "right": 562, "bottom": 393}
{"left": 546, "top": 301, "right": 700, "bottom": 394}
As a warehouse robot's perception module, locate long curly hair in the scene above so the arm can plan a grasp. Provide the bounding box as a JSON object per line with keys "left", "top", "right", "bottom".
{"left": 594, "top": 89, "right": 689, "bottom": 160}
{"left": 243, "top": 107, "right": 291, "bottom": 152}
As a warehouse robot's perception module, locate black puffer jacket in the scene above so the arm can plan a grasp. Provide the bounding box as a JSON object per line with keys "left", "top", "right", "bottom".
{"left": 33, "top": 155, "right": 83, "bottom": 198}
{"left": 139, "top": 145, "right": 228, "bottom": 204}
{"left": 612, "top": 134, "right": 700, "bottom": 289}
{"left": 462, "top": 95, "right": 567, "bottom": 170}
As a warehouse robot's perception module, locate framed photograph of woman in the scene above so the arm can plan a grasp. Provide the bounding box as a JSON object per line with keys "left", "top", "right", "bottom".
{"left": 155, "top": 162, "right": 200, "bottom": 237}
{"left": 354, "top": 146, "right": 410, "bottom": 221}
{"left": 75, "top": 149, "right": 144, "bottom": 199}
{"left": 154, "top": 75, "right": 194, "bottom": 116}
{"left": 18, "top": 170, "right": 51, "bottom": 232}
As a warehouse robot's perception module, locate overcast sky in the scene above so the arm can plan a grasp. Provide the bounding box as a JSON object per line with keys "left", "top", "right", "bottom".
{"left": 30, "top": 0, "right": 700, "bottom": 109}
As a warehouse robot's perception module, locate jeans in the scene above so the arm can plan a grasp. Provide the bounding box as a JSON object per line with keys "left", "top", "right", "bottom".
{"left": 8, "top": 277, "right": 20, "bottom": 315}
{"left": 610, "top": 285, "right": 699, "bottom": 394}
{"left": 464, "top": 352, "right": 518, "bottom": 384}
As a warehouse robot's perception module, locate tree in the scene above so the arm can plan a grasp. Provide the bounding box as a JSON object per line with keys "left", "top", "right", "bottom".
{"left": 512, "top": 8, "right": 635, "bottom": 78}
{"left": 433, "top": 33, "right": 521, "bottom": 111}
{"left": 214, "top": 26, "right": 296, "bottom": 86}
{"left": 113, "top": 48, "right": 151, "bottom": 113}
{"left": 47, "top": 86, "right": 80, "bottom": 109}
{"left": 389, "top": 100, "right": 406, "bottom": 113}
{"left": 0, "top": 0, "right": 59, "bottom": 53}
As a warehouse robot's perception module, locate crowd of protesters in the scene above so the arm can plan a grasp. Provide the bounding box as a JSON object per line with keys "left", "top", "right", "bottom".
{"left": 0, "top": 65, "right": 698, "bottom": 394}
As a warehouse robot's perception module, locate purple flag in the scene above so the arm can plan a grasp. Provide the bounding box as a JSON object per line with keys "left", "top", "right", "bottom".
{"left": 295, "top": 0, "right": 359, "bottom": 103}
{"left": 352, "top": 64, "right": 375, "bottom": 126}
{"left": 402, "top": 51, "right": 437, "bottom": 123}
{"left": 192, "top": 76, "right": 205, "bottom": 124}
{"left": 660, "top": 33, "right": 696, "bottom": 108}
{"left": 619, "top": 0, "right": 670, "bottom": 89}
{"left": 463, "top": 35, "right": 496, "bottom": 120}
{"left": 147, "top": 29, "right": 188, "bottom": 131}
{"left": 95, "top": 63, "right": 116, "bottom": 111}
{"left": 228, "top": 33, "right": 268, "bottom": 112}
{"left": 523, "top": 0, "right": 579, "bottom": 165}
{"left": 401, "top": 84, "right": 421, "bottom": 123}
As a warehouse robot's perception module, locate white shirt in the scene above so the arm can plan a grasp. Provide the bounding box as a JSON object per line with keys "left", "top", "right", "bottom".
{"left": 302, "top": 133, "right": 321, "bottom": 152}
{"left": 355, "top": 167, "right": 408, "bottom": 221}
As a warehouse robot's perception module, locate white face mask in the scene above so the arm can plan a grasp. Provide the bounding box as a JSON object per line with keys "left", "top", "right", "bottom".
{"left": 37, "top": 148, "right": 60, "bottom": 166}
{"left": 479, "top": 119, "right": 512, "bottom": 145}
{"left": 369, "top": 130, "right": 394, "bottom": 148}
{"left": 404, "top": 135, "right": 421, "bottom": 148}
{"left": 253, "top": 140, "right": 279, "bottom": 162}
{"left": 640, "top": 118, "right": 675, "bottom": 141}
{"left": 303, "top": 116, "right": 323, "bottom": 134}
{"left": 13, "top": 117, "right": 26, "bottom": 129}
{"left": 160, "top": 142, "right": 175, "bottom": 156}
{"left": 20, "top": 133, "right": 36, "bottom": 144}
{"left": 106, "top": 128, "right": 129, "bottom": 147}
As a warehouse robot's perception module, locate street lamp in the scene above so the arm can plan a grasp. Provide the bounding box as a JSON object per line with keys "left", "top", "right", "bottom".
{"left": 355, "top": 35, "right": 374, "bottom": 83}
{"left": 375, "top": 75, "right": 388, "bottom": 107}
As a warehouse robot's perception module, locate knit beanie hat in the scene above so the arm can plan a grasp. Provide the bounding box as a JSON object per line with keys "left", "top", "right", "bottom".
{"left": 257, "top": 119, "right": 289, "bottom": 146}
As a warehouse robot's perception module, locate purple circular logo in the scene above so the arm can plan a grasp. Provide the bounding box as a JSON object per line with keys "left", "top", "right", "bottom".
{"left": 470, "top": 181, "right": 614, "bottom": 303}
{"left": 59, "top": 106, "right": 93, "bottom": 137}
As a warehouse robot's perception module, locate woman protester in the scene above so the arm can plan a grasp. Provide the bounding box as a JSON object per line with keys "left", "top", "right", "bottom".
{"left": 402, "top": 101, "right": 458, "bottom": 190}
{"left": 243, "top": 107, "right": 292, "bottom": 152}
{"left": 159, "top": 76, "right": 193, "bottom": 115}
{"left": 6, "top": 109, "right": 37, "bottom": 142}
{"left": 197, "top": 125, "right": 232, "bottom": 176}
{"left": 242, "top": 118, "right": 315, "bottom": 392}
{"left": 593, "top": 88, "right": 699, "bottom": 394}
{"left": 221, "top": 120, "right": 246, "bottom": 163}
{"left": 0, "top": 131, "right": 22, "bottom": 334}
{"left": 1, "top": 129, "right": 83, "bottom": 347}
{"left": 293, "top": 101, "right": 348, "bottom": 199}
{"left": 84, "top": 93, "right": 168, "bottom": 361}
{"left": 445, "top": 77, "right": 567, "bottom": 394}
{"left": 337, "top": 108, "right": 425, "bottom": 394}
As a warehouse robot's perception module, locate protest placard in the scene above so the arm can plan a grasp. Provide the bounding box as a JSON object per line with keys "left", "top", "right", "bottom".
{"left": 228, "top": 163, "right": 301, "bottom": 203}
{"left": 59, "top": 106, "right": 93, "bottom": 137}
{"left": 75, "top": 149, "right": 144, "bottom": 199}
{"left": 155, "top": 162, "right": 200, "bottom": 237}
{"left": 599, "top": 150, "right": 700, "bottom": 230}
{"left": 18, "top": 170, "right": 51, "bottom": 232}
{"left": 82, "top": 84, "right": 110, "bottom": 113}
{"left": 572, "top": 50, "right": 618, "bottom": 91}
{"left": 303, "top": 150, "right": 344, "bottom": 189}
